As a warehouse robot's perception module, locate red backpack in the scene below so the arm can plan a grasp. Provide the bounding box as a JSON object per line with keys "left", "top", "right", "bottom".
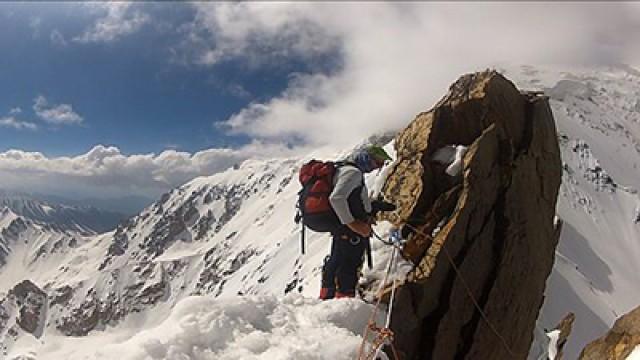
{"left": 294, "top": 160, "right": 343, "bottom": 253}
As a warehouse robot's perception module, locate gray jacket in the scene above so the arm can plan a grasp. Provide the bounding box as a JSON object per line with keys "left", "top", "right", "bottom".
{"left": 329, "top": 164, "right": 372, "bottom": 225}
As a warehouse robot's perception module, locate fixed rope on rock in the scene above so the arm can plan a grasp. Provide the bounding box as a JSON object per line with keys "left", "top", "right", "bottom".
{"left": 360, "top": 217, "right": 526, "bottom": 358}
{"left": 403, "top": 222, "right": 528, "bottom": 358}
{"left": 357, "top": 229, "right": 403, "bottom": 360}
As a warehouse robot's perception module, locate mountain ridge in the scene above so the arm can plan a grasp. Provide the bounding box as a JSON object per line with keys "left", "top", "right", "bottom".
{"left": 0, "top": 190, "right": 128, "bottom": 234}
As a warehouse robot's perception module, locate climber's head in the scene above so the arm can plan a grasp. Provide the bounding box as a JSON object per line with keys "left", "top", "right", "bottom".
{"left": 353, "top": 145, "right": 392, "bottom": 173}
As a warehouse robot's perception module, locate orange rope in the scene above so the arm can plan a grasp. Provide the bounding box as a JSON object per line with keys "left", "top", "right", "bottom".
{"left": 356, "top": 246, "right": 401, "bottom": 360}
{"left": 361, "top": 324, "right": 400, "bottom": 360}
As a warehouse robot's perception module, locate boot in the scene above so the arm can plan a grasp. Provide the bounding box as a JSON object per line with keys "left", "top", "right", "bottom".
{"left": 335, "top": 290, "right": 355, "bottom": 298}
{"left": 319, "top": 287, "right": 335, "bottom": 300}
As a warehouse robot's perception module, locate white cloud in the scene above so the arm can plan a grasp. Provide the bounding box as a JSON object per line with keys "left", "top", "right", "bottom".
{"left": 50, "top": 29, "right": 68, "bottom": 46}
{"left": 8, "top": 107, "right": 22, "bottom": 115}
{"left": 226, "top": 83, "right": 251, "bottom": 99}
{"left": 7, "top": 3, "right": 637, "bottom": 201}
{"left": 0, "top": 142, "right": 296, "bottom": 199}
{"left": 74, "top": 2, "right": 149, "bottom": 43}
{"left": 181, "top": 3, "right": 640, "bottom": 148}
{"left": 0, "top": 116, "right": 37, "bottom": 131}
{"left": 29, "top": 16, "right": 41, "bottom": 38}
{"left": 33, "top": 95, "right": 83, "bottom": 125}
{"left": 177, "top": 2, "right": 340, "bottom": 67}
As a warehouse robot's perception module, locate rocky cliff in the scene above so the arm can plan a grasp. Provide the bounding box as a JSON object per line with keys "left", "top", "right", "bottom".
{"left": 380, "top": 71, "right": 562, "bottom": 359}
{"left": 0, "top": 280, "right": 47, "bottom": 357}
{"left": 578, "top": 305, "right": 640, "bottom": 360}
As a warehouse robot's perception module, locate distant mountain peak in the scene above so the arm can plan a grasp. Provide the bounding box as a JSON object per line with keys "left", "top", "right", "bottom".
{"left": 0, "top": 190, "right": 127, "bottom": 234}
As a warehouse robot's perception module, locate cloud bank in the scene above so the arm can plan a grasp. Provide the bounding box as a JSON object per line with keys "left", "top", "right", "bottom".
{"left": 0, "top": 142, "right": 296, "bottom": 199}
{"left": 184, "top": 3, "right": 640, "bottom": 148}
{"left": 181, "top": 2, "right": 340, "bottom": 67}
{"left": 7, "top": 3, "right": 640, "bottom": 201}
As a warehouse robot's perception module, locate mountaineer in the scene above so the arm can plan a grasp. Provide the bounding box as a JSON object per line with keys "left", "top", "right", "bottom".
{"left": 320, "top": 145, "right": 395, "bottom": 299}
{"left": 295, "top": 145, "right": 395, "bottom": 299}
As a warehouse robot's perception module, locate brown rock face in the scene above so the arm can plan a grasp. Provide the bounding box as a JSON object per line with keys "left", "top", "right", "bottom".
{"left": 551, "top": 312, "right": 576, "bottom": 360}
{"left": 381, "top": 71, "right": 562, "bottom": 359}
{"left": 578, "top": 305, "right": 640, "bottom": 360}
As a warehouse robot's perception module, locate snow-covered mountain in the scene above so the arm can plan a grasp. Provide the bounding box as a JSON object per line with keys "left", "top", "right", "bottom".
{"left": 0, "top": 148, "right": 395, "bottom": 359}
{"left": 37, "top": 193, "right": 154, "bottom": 216}
{"left": 0, "top": 207, "right": 94, "bottom": 287}
{"left": 1, "top": 64, "right": 639, "bottom": 359}
{"left": 0, "top": 190, "right": 127, "bottom": 234}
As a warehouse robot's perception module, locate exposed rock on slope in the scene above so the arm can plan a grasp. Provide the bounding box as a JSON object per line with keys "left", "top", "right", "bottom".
{"left": 578, "top": 305, "right": 640, "bottom": 360}
{"left": 550, "top": 312, "right": 576, "bottom": 360}
{"left": 0, "top": 280, "right": 47, "bottom": 356}
{"left": 381, "top": 71, "right": 562, "bottom": 359}
{"left": 9, "top": 280, "right": 47, "bottom": 337}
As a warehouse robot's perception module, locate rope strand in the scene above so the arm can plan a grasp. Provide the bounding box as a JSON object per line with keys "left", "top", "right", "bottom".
{"left": 357, "top": 242, "right": 402, "bottom": 360}
{"left": 359, "top": 220, "right": 527, "bottom": 359}
{"left": 404, "top": 223, "right": 528, "bottom": 358}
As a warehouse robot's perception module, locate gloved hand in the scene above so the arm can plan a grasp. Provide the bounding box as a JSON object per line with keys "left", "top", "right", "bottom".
{"left": 347, "top": 220, "right": 372, "bottom": 238}
{"left": 371, "top": 199, "right": 397, "bottom": 214}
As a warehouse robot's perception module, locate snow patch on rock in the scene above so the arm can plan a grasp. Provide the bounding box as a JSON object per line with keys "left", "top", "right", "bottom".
{"left": 627, "top": 345, "right": 640, "bottom": 360}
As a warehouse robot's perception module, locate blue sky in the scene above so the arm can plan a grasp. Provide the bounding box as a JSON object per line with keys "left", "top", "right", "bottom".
{"left": 0, "top": 2, "right": 638, "bottom": 204}
{"left": 0, "top": 2, "right": 333, "bottom": 156}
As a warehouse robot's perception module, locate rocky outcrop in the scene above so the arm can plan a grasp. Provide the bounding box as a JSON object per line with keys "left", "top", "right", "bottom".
{"left": 55, "top": 264, "right": 170, "bottom": 336}
{"left": 550, "top": 312, "right": 576, "bottom": 360}
{"left": 9, "top": 280, "right": 47, "bottom": 336}
{"left": 0, "top": 280, "right": 47, "bottom": 352}
{"left": 578, "top": 305, "right": 640, "bottom": 360}
{"left": 381, "top": 71, "right": 562, "bottom": 359}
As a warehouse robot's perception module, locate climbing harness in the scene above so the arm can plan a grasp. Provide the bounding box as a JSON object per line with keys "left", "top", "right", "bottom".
{"left": 356, "top": 229, "right": 403, "bottom": 360}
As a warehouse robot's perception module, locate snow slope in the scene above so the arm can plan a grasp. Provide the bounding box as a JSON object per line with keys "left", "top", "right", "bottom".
{"left": 0, "top": 208, "right": 92, "bottom": 294}
{"left": 628, "top": 346, "right": 640, "bottom": 360}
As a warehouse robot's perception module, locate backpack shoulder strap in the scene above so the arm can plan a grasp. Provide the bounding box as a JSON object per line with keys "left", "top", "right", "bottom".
{"left": 334, "top": 161, "right": 363, "bottom": 183}
{"left": 334, "top": 160, "right": 358, "bottom": 169}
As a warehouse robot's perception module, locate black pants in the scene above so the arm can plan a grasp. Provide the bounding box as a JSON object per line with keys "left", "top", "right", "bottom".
{"left": 321, "top": 231, "right": 367, "bottom": 297}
